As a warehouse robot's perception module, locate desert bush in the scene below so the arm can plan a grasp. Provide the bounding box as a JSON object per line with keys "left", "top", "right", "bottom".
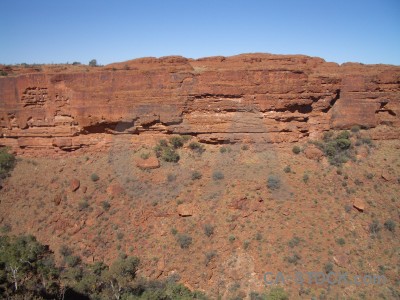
{"left": 351, "top": 125, "right": 360, "bottom": 133}
{"left": 303, "top": 173, "right": 309, "bottom": 183}
{"left": 192, "top": 171, "right": 202, "bottom": 180}
{"left": 101, "top": 200, "right": 111, "bottom": 211}
{"left": 285, "top": 252, "right": 301, "bottom": 265}
{"left": 88, "top": 59, "right": 97, "bottom": 66}
{"left": 167, "top": 173, "right": 177, "bottom": 182}
{"left": 78, "top": 199, "right": 89, "bottom": 210}
{"left": 0, "top": 147, "right": 16, "bottom": 179}
{"left": 229, "top": 235, "right": 236, "bottom": 242}
{"left": 60, "top": 245, "right": 73, "bottom": 257}
{"left": 169, "top": 136, "right": 184, "bottom": 148}
{"left": 140, "top": 152, "right": 150, "bottom": 160}
{"left": 177, "top": 234, "right": 192, "bottom": 249}
{"left": 203, "top": 224, "right": 215, "bottom": 237}
{"left": 266, "top": 287, "right": 289, "bottom": 300}
{"left": 161, "top": 147, "right": 180, "bottom": 162}
{"left": 283, "top": 165, "right": 291, "bottom": 173}
{"left": 90, "top": 173, "right": 99, "bottom": 182}
{"left": 213, "top": 171, "right": 224, "bottom": 181}
{"left": 292, "top": 145, "right": 301, "bottom": 154}
{"left": 336, "top": 237, "right": 345, "bottom": 246}
{"left": 188, "top": 141, "right": 205, "bottom": 154}
{"left": 288, "top": 236, "right": 301, "bottom": 248}
{"left": 241, "top": 144, "right": 249, "bottom": 150}
{"left": 243, "top": 240, "right": 250, "bottom": 250}
{"left": 384, "top": 220, "right": 395, "bottom": 232}
{"left": 205, "top": 251, "right": 217, "bottom": 266}
{"left": 220, "top": 147, "right": 227, "bottom": 153}
{"left": 267, "top": 175, "right": 280, "bottom": 190}
{"left": 369, "top": 220, "right": 381, "bottom": 235}
{"left": 0, "top": 70, "right": 8, "bottom": 76}
{"left": 154, "top": 139, "right": 180, "bottom": 162}
{"left": 324, "top": 262, "right": 334, "bottom": 274}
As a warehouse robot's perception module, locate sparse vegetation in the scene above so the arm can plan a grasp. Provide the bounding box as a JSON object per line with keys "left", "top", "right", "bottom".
{"left": 283, "top": 165, "right": 291, "bottom": 173}
{"left": 0, "top": 234, "right": 206, "bottom": 299}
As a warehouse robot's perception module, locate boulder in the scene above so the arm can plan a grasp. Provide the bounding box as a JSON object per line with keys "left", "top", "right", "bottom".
{"left": 177, "top": 203, "right": 197, "bottom": 217}
{"left": 135, "top": 157, "right": 160, "bottom": 170}
{"left": 304, "top": 145, "right": 324, "bottom": 160}
{"left": 353, "top": 198, "right": 365, "bottom": 211}
{"left": 70, "top": 179, "right": 80, "bottom": 192}
{"left": 106, "top": 184, "right": 124, "bottom": 196}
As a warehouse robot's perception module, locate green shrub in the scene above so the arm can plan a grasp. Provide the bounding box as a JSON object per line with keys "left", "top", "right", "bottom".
{"left": 229, "top": 235, "right": 236, "bottom": 242}
{"left": 292, "top": 145, "right": 301, "bottom": 154}
{"left": 384, "top": 220, "right": 395, "bottom": 232}
{"left": 267, "top": 175, "right": 280, "bottom": 190}
{"left": 177, "top": 234, "right": 192, "bottom": 249}
{"left": 213, "top": 171, "right": 224, "bottom": 181}
{"left": 188, "top": 141, "right": 205, "bottom": 154}
{"left": 283, "top": 166, "right": 291, "bottom": 173}
{"left": 90, "top": 173, "right": 99, "bottom": 182}
{"left": 351, "top": 125, "right": 360, "bottom": 133}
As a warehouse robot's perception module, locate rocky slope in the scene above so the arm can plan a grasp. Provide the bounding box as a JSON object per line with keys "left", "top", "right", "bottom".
{"left": 0, "top": 54, "right": 399, "bottom": 152}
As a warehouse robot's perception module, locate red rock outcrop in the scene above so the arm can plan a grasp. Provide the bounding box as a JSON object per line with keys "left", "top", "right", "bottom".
{"left": 0, "top": 54, "right": 399, "bottom": 152}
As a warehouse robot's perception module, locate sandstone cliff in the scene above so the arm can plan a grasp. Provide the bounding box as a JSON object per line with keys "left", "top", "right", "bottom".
{"left": 0, "top": 54, "right": 399, "bottom": 151}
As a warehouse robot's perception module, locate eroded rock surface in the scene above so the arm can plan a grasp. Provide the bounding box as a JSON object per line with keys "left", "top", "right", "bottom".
{"left": 1, "top": 54, "right": 399, "bottom": 152}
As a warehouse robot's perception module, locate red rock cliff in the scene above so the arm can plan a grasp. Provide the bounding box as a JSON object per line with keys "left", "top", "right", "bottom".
{"left": 0, "top": 54, "right": 399, "bottom": 151}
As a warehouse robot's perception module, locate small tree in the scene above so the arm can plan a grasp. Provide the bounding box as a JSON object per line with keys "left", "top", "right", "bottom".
{"left": 89, "top": 59, "right": 97, "bottom": 67}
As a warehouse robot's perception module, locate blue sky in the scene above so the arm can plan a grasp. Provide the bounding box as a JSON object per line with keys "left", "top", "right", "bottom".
{"left": 0, "top": 0, "right": 399, "bottom": 65}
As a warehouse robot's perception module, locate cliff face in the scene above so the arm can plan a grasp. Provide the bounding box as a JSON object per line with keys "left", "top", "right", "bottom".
{"left": 0, "top": 54, "right": 399, "bottom": 151}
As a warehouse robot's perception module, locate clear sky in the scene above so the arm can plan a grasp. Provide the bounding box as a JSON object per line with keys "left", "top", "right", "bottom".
{"left": 0, "top": 0, "right": 399, "bottom": 65}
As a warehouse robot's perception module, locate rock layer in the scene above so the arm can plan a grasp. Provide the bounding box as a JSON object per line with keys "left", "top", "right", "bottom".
{"left": 0, "top": 54, "right": 399, "bottom": 151}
